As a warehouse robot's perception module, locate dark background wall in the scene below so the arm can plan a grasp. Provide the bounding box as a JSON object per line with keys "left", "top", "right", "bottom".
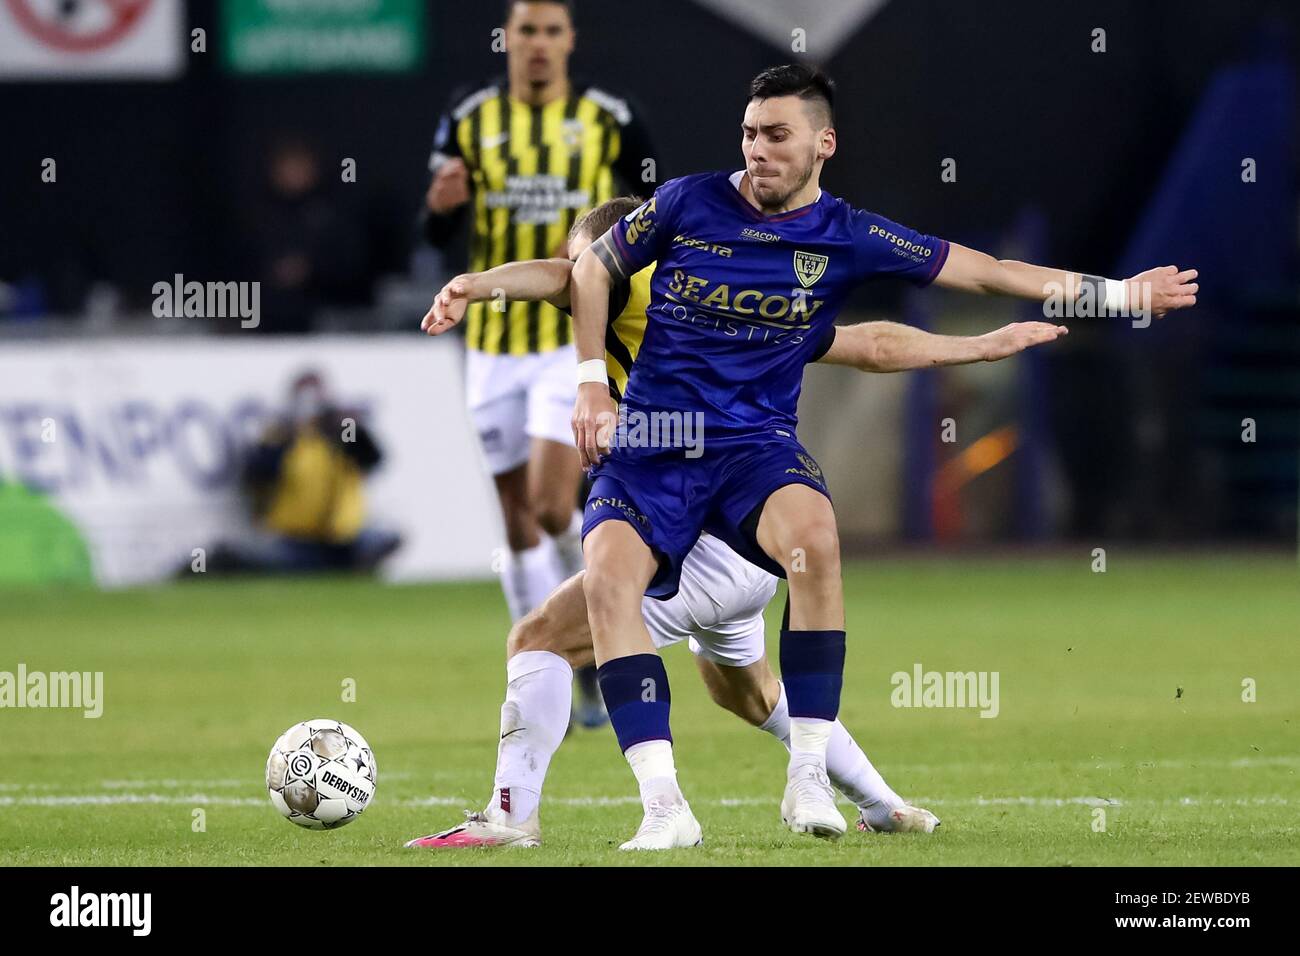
{"left": 1, "top": 0, "right": 1294, "bottom": 310}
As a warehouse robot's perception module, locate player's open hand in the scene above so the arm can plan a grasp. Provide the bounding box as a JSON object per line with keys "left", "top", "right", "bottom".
{"left": 426, "top": 158, "right": 471, "bottom": 215}
{"left": 979, "top": 322, "right": 1068, "bottom": 361}
{"left": 421, "top": 275, "right": 474, "bottom": 335}
{"left": 1125, "top": 266, "right": 1198, "bottom": 318}
{"left": 572, "top": 383, "right": 617, "bottom": 469}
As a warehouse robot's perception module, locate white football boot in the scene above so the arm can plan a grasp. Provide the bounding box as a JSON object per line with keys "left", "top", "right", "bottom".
{"left": 781, "top": 763, "right": 847, "bottom": 839}
{"left": 619, "top": 795, "right": 703, "bottom": 850}
{"left": 404, "top": 806, "right": 541, "bottom": 849}
{"left": 857, "top": 805, "right": 942, "bottom": 834}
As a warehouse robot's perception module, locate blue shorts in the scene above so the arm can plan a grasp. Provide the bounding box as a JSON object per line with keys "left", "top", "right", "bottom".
{"left": 581, "top": 430, "right": 832, "bottom": 599}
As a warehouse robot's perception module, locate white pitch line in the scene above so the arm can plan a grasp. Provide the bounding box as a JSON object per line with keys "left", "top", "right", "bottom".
{"left": 0, "top": 794, "right": 269, "bottom": 807}
{"left": 1, "top": 793, "right": 1293, "bottom": 809}
{"left": 0, "top": 755, "right": 1288, "bottom": 795}
{"left": 919, "top": 795, "right": 1295, "bottom": 807}
{"left": 99, "top": 779, "right": 249, "bottom": 789}
{"left": 95, "top": 772, "right": 418, "bottom": 789}
{"left": 878, "top": 755, "right": 1300, "bottom": 774}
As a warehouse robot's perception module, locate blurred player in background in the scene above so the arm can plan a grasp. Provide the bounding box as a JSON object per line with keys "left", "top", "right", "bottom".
{"left": 422, "top": 0, "right": 658, "bottom": 727}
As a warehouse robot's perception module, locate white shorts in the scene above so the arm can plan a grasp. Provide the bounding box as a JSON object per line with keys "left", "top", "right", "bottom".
{"left": 465, "top": 345, "right": 576, "bottom": 475}
{"left": 641, "top": 534, "right": 779, "bottom": 668}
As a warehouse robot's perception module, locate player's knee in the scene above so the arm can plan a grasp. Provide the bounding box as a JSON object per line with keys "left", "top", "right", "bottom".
{"left": 506, "top": 607, "right": 552, "bottom": 657}
{"left": 534, "top": 498, "right": 573, "bottom": 538}
{"left": 784, "top": 521, "right": 840, "bottom": 579}
{"left": 500, "top": 510, "right": 537, "bottom": 552}
{"left": 582, "top": 563, "right": 639, "bottom": 622}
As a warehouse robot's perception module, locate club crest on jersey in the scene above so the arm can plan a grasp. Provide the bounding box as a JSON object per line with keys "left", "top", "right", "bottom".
{"left": 624, "top": 196, "right": 657, "bottom": 245}
{"left": 796, "top": 453, "right": 822, "bottom": 477}
{"left": 785, "top": 451, "right": 826, "bottom": 488}
{"left": 562, "top": 118, "right": 585, "bottom": 154}
{"left": 793, "top": 251, "right": 829, "bottom": 288}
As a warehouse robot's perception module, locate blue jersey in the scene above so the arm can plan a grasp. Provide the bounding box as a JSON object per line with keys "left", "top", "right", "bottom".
{"left": 600, "top": 171, "right": 949, "bottom": 440}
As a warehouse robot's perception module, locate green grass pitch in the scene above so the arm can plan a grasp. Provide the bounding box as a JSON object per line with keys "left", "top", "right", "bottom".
{"left": 3, "top": 555, "right": 1297, "bottom": 866}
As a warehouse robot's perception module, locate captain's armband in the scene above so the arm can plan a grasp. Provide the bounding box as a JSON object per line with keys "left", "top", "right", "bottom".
{"left": 588, "top": 230, "right": 630, "bottom": 283}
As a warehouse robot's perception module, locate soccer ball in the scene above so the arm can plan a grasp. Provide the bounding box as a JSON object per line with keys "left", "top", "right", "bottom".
{"left": 265, "top": 718, "right": 377, "bottom": 830}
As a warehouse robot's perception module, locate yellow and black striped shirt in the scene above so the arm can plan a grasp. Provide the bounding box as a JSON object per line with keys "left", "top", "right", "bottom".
{"left": 427, "top": 78, "right": 655, "bottom": 355}
{"left": 605, "top": 266, "right": 654, "bottom": 400}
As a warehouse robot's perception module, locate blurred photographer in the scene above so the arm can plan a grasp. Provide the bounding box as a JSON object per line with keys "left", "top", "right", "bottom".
{"left": 214, "top": 371, "right": 401, "bottom": 574}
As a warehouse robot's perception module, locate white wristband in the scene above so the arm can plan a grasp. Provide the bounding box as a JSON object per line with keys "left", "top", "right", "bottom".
{"left": 577, "top": 359, "right": 608, "bottom": 386}
{"left": 1103, "top": 278, "right": 1127, "bottom": 314}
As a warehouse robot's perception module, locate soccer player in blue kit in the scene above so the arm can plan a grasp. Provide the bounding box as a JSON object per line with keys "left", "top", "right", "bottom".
{"left": 569, "top": 64, "right": 1199, "bottom": 848}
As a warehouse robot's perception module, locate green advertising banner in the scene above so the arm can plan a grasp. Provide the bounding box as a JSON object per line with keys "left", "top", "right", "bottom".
{"left": 222, "top": 0, "right": 424, "bottom": 74}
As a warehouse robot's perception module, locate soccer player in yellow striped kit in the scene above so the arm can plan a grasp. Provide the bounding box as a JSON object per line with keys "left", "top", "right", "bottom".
{"left": 422, "top": 0, "right": 658, "bottom": 726}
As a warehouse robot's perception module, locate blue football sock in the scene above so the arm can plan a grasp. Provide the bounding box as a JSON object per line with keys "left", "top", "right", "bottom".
{"left": 779, "top": 629, "right": 846, "bottom": 721}
{"left": 596, "top": 653, "right": 673, "bottom": 752}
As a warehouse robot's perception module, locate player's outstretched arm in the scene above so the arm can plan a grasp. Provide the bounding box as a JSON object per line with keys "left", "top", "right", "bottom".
{"left": 420, "top": 259, "right": 574, "bottom": 335}
{"left": 933, "top": 243, "right": 1198, "bottom": 319}
{"left": 818, "top": 320, "right": 1067, "bottom": 372}
{"left": 570, "top": 238, "right": 619, "bottom": 468}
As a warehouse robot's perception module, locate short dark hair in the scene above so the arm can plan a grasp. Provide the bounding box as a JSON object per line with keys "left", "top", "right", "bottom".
{"left": 748, "top": 64, "right": 835, "bottom": 126}
{"left": 504, "top": 0, "right": 574, "bottom": 22}
{"left": 569, "top": 196, "right": 644, "bottom": 241}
